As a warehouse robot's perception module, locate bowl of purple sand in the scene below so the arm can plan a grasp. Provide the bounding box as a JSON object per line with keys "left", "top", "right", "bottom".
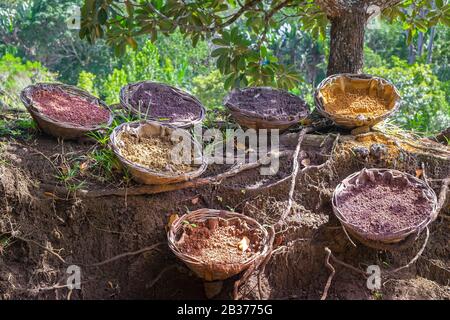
{"left": 224, "top": 87, "right": 309, "bottom": 130}
{"left": 119, "top": 81, "right": 205, "bottom": 128}
{"left": 332, "top": 168, "right": 438, "bottom": 245}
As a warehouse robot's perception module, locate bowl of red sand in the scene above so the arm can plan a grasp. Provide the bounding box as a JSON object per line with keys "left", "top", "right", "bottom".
{"left": 119, "top": 81, "right": 205, "bottom": 128}
{"left": 20, "top": 83, "right": 113, "bottom": 139}
{"left": 168, "top": 209, "right": 270, "bottom": 281}
{"left": 315, "top": 74, "right": 400, "bottom": 129}
{"left": 332, "top": 168, "right": 438, "bottom": 249}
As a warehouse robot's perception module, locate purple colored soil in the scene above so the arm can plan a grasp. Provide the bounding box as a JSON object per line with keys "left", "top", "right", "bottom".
{"left": 337, "top": 181, "right": 433, "bottom": 235}
{"left": 227, "top": 88, "right": 309, "bottom": 118}
{"left": 129, "top": 83, "right": 203, "bottom": 122}
{"left": 31, "top": 89, "right": 110, "bottom": 127}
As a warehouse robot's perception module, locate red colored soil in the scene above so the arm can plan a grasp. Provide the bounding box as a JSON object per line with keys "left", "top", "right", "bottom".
{"left": 177, "top": 218, "right": 262, "bottom": 264}
{"left": 336, "top": 181, "right": 433, "bottom": 235}
{"left": 31, "top": 89, "right": 110, "bottom": 127}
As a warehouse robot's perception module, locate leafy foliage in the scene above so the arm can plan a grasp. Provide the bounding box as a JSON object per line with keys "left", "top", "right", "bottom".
{"left": 77, "top": 70, "right": 98, "bottom": 95}
{"left": 0, "top": 0, "right": 118, "bottom": 84}
{"left": 79, "top": 0, "right": 450, "bottom": 90}
{"left": 0, "top": 53, "right": 55, "bottom": 110}
{"left": 366, "top": 57, "right": 450, "bottom": 133}
{"left": 1, "top": 1, "right": 449, "bottom": 134}
{"left": 191, "top": 69, "right": 226, "bottom": 110}
{"left": 98, "top": 37, "right": 220, "bottom": 109}
{"left": 384, "top": 0, "right": 450, "bottom": 43}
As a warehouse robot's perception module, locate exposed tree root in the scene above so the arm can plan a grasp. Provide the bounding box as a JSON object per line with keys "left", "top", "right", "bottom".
{"left": 386, "top": 227, "right": 430, "bottom": 275}
{"left": 233, "top": 126, "right": 314, "bottom": 300}
{"left": 83, "top": 242, "right": 164, "bottom": 267}
{"left": 40, "top": 150, "right": 294, "bottom": 198}
{"left": 275, "top": 127, "right": 308, "bottom": 227}
{"left": 321, "top": 247, "right": 335, "bottom": 300}
{"left": 147, "top": 264, "right": 177, "bottom": 290}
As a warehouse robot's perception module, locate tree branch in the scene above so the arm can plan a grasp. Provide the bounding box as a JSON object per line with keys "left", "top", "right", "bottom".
{"left": 145, "top": 0, "right": 262, "bottom": 33}
{"left": 316, "top": 0, "right": 404, "bottom": 17}
{"left": 315, "top": 0, "right": 351, "bottom": 17}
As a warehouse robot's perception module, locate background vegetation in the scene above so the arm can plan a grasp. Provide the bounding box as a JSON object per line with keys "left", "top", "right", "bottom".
{"left": 1, "top": 0, "right": 449, "bottom": 133}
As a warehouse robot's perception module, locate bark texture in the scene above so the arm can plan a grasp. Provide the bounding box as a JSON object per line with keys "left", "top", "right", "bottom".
{"left": 327, "top": 11, "right": 367, "bottom": 75}
{"left": 317, "top": 0, "right": 404, "bottom": 74}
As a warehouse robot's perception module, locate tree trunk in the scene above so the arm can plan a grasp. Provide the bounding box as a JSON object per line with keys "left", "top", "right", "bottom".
{"left": 408, "top": 42, "right": 416, "bottom": 64}
{"left": 427, "top": 26, "right": 436, "bottom": 64}
{"left": 417, "top": 31, "right": 424, "bottom": 57}
{"left": 327, "top": 13, "right": 367, "bottom": 75}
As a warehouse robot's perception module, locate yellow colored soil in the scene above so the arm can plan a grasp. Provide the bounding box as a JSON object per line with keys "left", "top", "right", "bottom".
{"left": 118, "top": 132, "right": 195, "bottom": 173}
{"left": 342, "top": 132, "right": 422, "bottom": 163}
{"left": 355, "top": 133, "right": 396, "bottom": 147}
{"left": 322, "top": 88, "right": 390, "bottom": 117}
{"left": 179, "top": 223, "right": 255, "bottom": 264}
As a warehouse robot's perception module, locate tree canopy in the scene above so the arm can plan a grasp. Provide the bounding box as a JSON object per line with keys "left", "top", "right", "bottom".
{"left": 79, "top": 0, "right": 450, "bottom": 88}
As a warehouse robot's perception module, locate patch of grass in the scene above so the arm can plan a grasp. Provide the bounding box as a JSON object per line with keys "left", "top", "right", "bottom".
{"left": 443, "top": 136, "right": 450, "bottom": 146}
{"left": 67, "top": 181, "right": 86, "bottom": 193}
{"left": 0, "top": 141, "right": 9, "bottom": 166}
{"left": 55, "top": 162, "right": 87, "bottom": 193}
{"left": 372, "top": 291, "right": 383, "bottom": 300}
{"left": 86, "top": 108, "right": 136, "bottom": 183}
{"left": 0, "top": 117, "right": 36, "bottom": 140}
{"left": 0, "top": 235, "right": 11, "bottom": 255}
{"left": 202, "top": 106, "right": 228, "bottom": 129}
{"left": 87, "top": 129, "right": 110, "bottom": 147}
{"left": 56, "top": 163, "right": 79, "bottom": 184}
{"left": 89, "top": 148, "right": 121, "bottom": 180}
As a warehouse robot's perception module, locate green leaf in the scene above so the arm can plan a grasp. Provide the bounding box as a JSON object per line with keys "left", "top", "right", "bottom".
{"left": 211, "top": 47, "right": 228, "bottom": 57}
{"left": 260, "top": 45, "right": 267, "bottom": 58}
{"left": 97, "top": 8, "right": 107, "bottom": 24}
{"left": 224, "top": 73, "right": 236, "bottom": 89}
{"left": 442, "top": 16, "right": 450, "bottom": 26}
{"left": 212, "top": 37, "right": 228, "bottom": 46}
{"left": 216, "top": 54, "right": 226, "bottom": 71}
{"left": 237, "top": 56, "right": 246, "bottom": 71}
{"left": 221, "top": 30, "right": 231, "bottom": 42}
{"left": 159, "top": 20, "right": 173, "bottom": 32}
{"left": 230, "top": 26, "right": 239, "bottom": 42}
{"left": 126, "top": 37, "right": 138, "bottom": 50}
{"left": 192, "top": 33, "right": 200, "bottom": 47}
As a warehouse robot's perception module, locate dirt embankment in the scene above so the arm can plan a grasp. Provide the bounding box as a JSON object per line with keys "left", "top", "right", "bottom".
{"left": 0, "top": 129, "right": 449, "bottom": 300}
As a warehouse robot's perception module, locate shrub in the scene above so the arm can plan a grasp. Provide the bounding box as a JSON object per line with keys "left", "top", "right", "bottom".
{"left": 77, "top": 71, "right": 98, "bottom": 96}
{"left": 366, "top": 57, "right": 450, "bottom": 133}
{"left": 0, "top": 53, "right": 55, "bottom": 109}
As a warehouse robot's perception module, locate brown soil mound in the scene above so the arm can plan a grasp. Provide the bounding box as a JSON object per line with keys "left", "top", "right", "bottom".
{"left": 322, "top": 88, "right": 390, "bottom": 117}
{"left": 129, "top": 82, "right": 202, "bottom": 122}
{"left": 31, "top": 89, "right": 110, "bottom": 126}
{"left": 177, "top": 218, "right": 261, "bottom": 264}
{"left": 226, "top": 87, "right": 308, "bottom": 118}
{"left": 336, "top": 177, "right": 433, "bottom": 235}
{"left": 0, "top": 121, "right": 449, "bottom": 300}
{"left": 117, "top": 131, "right": 195, "bottom": 173}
